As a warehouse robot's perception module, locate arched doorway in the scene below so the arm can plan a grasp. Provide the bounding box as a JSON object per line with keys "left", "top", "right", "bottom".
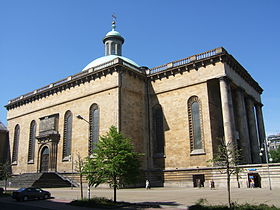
{"left": 40, "top": 146, "right": 49, "bottom": 172}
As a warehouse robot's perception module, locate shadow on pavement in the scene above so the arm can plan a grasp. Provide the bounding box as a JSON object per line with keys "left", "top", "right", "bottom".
{"left": 136, "top": 201, "right": 180, "bottom": 207}
{"left": 0, "top": 196, "right": 93, "bottom": 210}
{"left": 68, "top": 199, "right": 183, "bottom": 209}
{"left": 1, "top": 195, "right": 184, "bottom": 209}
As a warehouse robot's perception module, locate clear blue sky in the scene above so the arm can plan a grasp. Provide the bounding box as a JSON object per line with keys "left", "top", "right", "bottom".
{"left": 0, "top": 0, "right": 279, "bottom": 135}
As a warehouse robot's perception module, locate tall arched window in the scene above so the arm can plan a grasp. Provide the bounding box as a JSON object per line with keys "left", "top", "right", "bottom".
{"left": 106, "top": 43, "right": 109, "bottom": 56}
{"left": 111, "top": 42, "right": 116, "bottom": 55}
{"left": 89, "top": 104, "right": 99, "bottom": 154}
{"left": 28, "top": 120, "right": 36, "bottom": 163}
{"left": 117, "top": 44, "right": 121, "bottom": 55}
{"left": 63, "top": 111, "right": 72, "bottom": 160}
{"left": 12, "top": 124, "right": 20, "bottom": 164}
{"left": 188, "top": 96, "right": 204, "bottom": 152}
{"left": 152, "top": 104, "right": 164, "bottom": 154}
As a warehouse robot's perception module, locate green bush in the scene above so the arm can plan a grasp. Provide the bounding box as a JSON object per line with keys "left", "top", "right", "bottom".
{"left": 189, "top": 203, "right": 280, "bottom": 210}
{"left": 70, "top": 197, "right": 160, "bottom": 209}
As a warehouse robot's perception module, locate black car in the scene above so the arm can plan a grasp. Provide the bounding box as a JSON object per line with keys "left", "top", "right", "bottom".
{"left": 12, "top": 187, "right": 51, "bottom": 201}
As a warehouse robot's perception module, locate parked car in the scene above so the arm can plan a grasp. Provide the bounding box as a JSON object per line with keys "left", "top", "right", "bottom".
{"left": 12, "top": 187, "right": 51, "bottom": 201}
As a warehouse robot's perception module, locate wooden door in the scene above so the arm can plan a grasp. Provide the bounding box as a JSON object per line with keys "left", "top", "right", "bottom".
{"left": 40, "top": 147, "right": 49, "bottom": 172}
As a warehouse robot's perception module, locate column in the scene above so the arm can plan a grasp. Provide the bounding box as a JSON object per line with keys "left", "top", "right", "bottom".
{"left": 235, "top": 89, "right": 252, "bottom": 163}
{"left": 255, "top": 104, "right": 266, "bottom": 162}
{"left": 219, "top": 77, "right": 236, "bottom": 146}
{"left": 246, "top": 97, "right": 261, "bottom": 163}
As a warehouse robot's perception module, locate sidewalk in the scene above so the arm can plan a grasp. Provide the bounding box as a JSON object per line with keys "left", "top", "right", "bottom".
{"left": 3, "top": 186, "right": 280, "bottom": 209}
{"left": 48, "top": 186, "right": 280, "bottom": 208}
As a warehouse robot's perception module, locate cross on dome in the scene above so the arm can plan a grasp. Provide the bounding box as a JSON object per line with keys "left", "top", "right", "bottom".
{"left": 112, "top": 14, "right": 117, "bottom": 31}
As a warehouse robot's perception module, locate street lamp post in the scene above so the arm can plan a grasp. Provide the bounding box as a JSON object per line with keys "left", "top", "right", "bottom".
{"left": 76, "top": 114, "right": 90, "bottom": 124}
{"left": 76, "top": 114, "right": 91, "bottom": 199}
{"left": 259, "top": 139, "right": 272, "bottom": 191}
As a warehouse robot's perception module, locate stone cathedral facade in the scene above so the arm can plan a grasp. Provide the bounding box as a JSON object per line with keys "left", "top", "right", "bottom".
{"left": 5, "top": 22, "right": 266, "bottom": 187}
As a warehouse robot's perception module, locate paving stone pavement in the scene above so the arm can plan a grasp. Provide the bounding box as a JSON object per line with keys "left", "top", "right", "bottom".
{"left": 3, "top": 186, "right": 280, "bottom": 209}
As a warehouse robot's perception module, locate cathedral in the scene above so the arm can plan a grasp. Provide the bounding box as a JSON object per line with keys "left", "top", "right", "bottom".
{"left": 5, "top": 21, "right": 266, "bottom": 187}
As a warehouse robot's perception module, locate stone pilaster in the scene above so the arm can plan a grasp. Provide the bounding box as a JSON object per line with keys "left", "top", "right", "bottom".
{"left": 219, "top": 77, "right": 236, "bottom": 146}
{"left": 235, "top": 89, "right": 252, "bottom": 163}
{"left": 246, "top": 97, "right": 261, "bottom": 163}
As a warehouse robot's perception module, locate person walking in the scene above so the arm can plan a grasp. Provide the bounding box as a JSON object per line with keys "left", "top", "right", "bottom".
{"left": 210, "top": 179, "right": 215, "bottom": 190}
{"left": 146, "top": 179, "right": 150, "bottom": 190}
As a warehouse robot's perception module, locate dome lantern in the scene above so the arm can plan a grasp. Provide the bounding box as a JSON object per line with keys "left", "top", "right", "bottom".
{"left": 103, "top": 20, "right": 124, "bottom": 56}
{"left": 81, "top": 18, "right": 140, "bottom": 71}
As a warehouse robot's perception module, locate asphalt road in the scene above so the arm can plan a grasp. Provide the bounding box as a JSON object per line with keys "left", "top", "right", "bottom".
{"left": 0, "top": 199, "right": 52, "bottom": 210}
{"left": 0, "top": 201, "right": 49, "bottom": 210}
{"left": 0, "top": 197, "right": 95, "bottom": 210}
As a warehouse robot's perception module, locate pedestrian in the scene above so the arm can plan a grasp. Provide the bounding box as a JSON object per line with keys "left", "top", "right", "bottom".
{"left": 146, "top": 179, "right": 150, "bottom": 190}
{"left": 210, "top": 179, "right": 215, "bottom": 190}
{"left": 250, "top": 179, "right": 255, "bottom": 188}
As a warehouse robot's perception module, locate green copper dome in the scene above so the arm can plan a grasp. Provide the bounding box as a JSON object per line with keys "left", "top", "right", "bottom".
{"left": 82, "top": 19, "right": 139, "bottom": 71}
{"left": 82, "top": 55, "right": 139, "bottom": 71}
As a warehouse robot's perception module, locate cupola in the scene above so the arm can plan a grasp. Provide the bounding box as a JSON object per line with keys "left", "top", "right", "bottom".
{"left": 103, "top": 20, "right": 124, "bottom": 56}
{"left": 82, "top": 19, "right": 140, "bottom": 71}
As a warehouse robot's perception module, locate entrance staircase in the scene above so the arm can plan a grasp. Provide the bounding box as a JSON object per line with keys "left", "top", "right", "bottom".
{"left": 0, "top": 172, "right": 78, "bottom": 188}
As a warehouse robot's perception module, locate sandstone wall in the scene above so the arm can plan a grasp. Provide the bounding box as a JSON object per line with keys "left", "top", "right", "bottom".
{"left": 149, "top": 63, "right": 226, "bottom": 170}
{"left": 120, "top": 71, "right": 148, "bottom": 168}
{"left": 7, "top": 72, "right": 119, "bottom": 174}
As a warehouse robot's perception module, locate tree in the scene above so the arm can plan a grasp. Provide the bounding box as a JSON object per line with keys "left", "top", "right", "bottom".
{"left": 75, "top": 153, "right": 85, "bottom": 199}
{"left": 269, "top": 147, "right": 280, "bottom": 163}
{"left": 0, "top": 161, "right": 12, "bottom": 192}
{"left": 209, "top": 138, "right": 241, "bottom": 208}
{"left": 83, "top": 126, "right": 141, "bottom": 202}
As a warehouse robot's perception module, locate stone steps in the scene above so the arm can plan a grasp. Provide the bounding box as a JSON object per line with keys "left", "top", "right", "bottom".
{"left": 0, "top": 172, "right": 78, "bottom": 188}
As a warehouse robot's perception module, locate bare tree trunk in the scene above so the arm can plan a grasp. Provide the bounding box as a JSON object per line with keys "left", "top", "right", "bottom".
{"left": 113, "top": 175, "right": 117, "bottom": 203}
{"left": 227, "top": 166, "right": 231, "bottom": 208}
{"left": 76, "top": 154, "right": 84, "bottom": 200}
{"left": 114, "top": 185, "right": 117, "bottom": 203}
{"left": 4, "top": 179, "right": 7, "bottom": 192}
{"left": 236, "top": 172, "right": 240, "bottom": 188}
{"left": 80, "top": 173, "right": 83, "bottom": 199}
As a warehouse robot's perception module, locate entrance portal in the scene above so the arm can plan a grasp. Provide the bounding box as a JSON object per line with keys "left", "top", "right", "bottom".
{"left": 40, "top": 147, "right": 49, "bottom": 172}
{"left": 248, "top": 173, "right": 261, "bottom": 188}
{"left": 193, "top": 174, "right": 205, "bottom": 187}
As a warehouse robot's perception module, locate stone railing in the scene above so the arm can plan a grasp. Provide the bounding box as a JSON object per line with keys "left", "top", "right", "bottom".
{"left": 8, "top": 57, "right": 141, "bottom": 105}
{"left": 8, "top": 48, "right": 224, "bottom": 104}
{"left": 148, "top": 47, "right": 224, "bottom": 74}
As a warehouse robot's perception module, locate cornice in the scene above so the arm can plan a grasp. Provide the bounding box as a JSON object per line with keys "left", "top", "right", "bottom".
{"left": 147, "top": 47, "right": 263, "bottom": 94}
{"left": 223, "top": 54, "right": 263, "bottom": 94}
{"left": 6, "top": 47, "right": 263, "bottom": 110}
{"left": 147, "top": 47, "right": 226, "bottom": 80}
{"left": 6, "top": 58, "right": 145, "bottom": 110}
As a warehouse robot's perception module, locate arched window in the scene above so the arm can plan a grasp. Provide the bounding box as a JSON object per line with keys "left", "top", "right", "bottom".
{"left": 117, "top": 44, "right": 121, "bottom": 55}
{"left": 106, "top": 43, "right": 109, "bottom": 56}
{"left": 89, "top": 104, "right": 99, "bottom": 154}
{"left": 12, "top": 124, "right": 20, "bottom": 164}
{"left": 28, "top": 120, "right": 36, "bottom": 163}
{"left": 63, "top": 111, "right": 72, "bottom": 160}
{"left": 188, "top": 96, "right": 204, "bottom": 152}
{"left": 111, "top": 42, "right": 116, "bottom": 55}
{"left": 152, "top": 104, "right": 164, "bottom": 154}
